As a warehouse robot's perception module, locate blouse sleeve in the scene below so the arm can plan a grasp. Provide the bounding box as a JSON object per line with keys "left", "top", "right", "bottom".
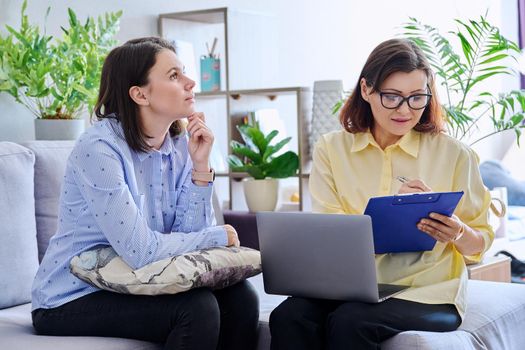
{"left": 452, "top": 147, "right": 495, "bottom": 263}
{"left": 173, "top": 154, "right": 217, "bottom": 232}
{"left": 70, "top": 139, "right": 227, "bottom": 270}
{"left": 309, "top": 137, "right": 346, "bottom": 214}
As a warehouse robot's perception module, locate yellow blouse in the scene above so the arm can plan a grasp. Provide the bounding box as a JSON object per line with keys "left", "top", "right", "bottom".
{"left": 309, "top": 129, "right": 494, "bottom": 319}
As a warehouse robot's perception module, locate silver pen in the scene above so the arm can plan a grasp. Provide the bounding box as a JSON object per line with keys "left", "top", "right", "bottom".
{"left": 396, "top": 176, "right": 410, "bottom": 184}
{"left": 396, "top": 176, "right": 432, "bottom": 194}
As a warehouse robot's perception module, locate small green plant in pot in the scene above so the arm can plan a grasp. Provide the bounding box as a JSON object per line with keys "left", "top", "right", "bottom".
{"left": 228, "top": 122, "right": 299, "bottom": 212}
{"left": 0, "top": 0, "right": 121, "bottom": 139}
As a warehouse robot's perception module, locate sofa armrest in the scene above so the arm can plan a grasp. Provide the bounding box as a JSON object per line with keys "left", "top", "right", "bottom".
{"left": 223, "top": 210, "right": 259, "bottom": 250}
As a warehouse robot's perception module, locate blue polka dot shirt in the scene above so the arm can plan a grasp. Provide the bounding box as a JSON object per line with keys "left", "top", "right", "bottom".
{"left": 31, "top": 118, "right": 227, "bottom": 310}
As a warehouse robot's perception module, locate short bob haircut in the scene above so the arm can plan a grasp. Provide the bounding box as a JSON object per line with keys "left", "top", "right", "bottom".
{"left": 339, "top": 38, "right": 445, "bottom": 134}
{"left": 94, "top": 37, "right": 183, "bottom": 153}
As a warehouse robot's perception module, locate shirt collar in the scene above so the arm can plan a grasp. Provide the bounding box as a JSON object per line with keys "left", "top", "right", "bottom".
{"left": 350, "top": 131, "right": 376, "bottom": 153}
{"left": 136, "top": 133, "right": 175, "bottom": 162}
{"left": 397, "top": 129, "right": 420, "bottom": 158}
{"left": 350, "top": 129, "right": 420, "bottom": 158}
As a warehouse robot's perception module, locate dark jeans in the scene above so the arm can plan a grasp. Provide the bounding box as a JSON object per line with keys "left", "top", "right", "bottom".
{"left": 270, "top": 296, "right": 461, "bottom": 350}
{"left": 32, "top": 280, "right": 259, "bottom": 350}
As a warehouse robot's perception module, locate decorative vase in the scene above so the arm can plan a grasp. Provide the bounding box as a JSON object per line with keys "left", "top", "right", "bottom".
{"left": 242, "top": 178, "right": 279, "bottom": 212}
{"left": 34, "top": 119, "right": 85, "bottom": 140}
{"left": 309, "top": 80, "right": 344, "bottom": 151}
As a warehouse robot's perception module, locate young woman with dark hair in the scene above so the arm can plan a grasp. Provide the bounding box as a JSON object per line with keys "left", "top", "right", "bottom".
{"left": 31, "top": 37, "right": 259, "bottom": 350}
{"left": 270, "top": 38, "right": 494, "bottom": 349}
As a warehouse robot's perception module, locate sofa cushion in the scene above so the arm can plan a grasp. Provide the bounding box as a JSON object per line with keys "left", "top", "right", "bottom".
{"left": 382, "top": 280, "right": 525, "bottom": 349}
{"left": 70, "top": 246, "right": 261, "bottom": 295}
{"left": 248, "top": 274, "right": 286, "bottom": 350}
{"left": 2, "top": 277, "right": 525, "bottom": 349}
{"left": 20, "top": 141, "right": 75, "bottom": 262}
{"left": 0, "top": 142, "right": 39, "bottom": 309}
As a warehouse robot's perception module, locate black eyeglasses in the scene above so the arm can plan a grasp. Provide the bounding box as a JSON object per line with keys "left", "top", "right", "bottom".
{"left": 378, "top": 89, "right": 432, "bottom": 110}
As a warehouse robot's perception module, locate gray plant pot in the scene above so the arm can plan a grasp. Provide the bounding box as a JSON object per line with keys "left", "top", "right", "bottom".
{"left": 34, "top": 119, "right": 85, "bottom": 140}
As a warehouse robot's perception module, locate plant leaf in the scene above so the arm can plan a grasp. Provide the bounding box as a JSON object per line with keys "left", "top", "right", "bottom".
{"left": 265, "top": 151, "right": 299, "bottom": 178}
{"left": 264, "top": 130, "right": 278, "bottom": 145}
{"left": 246, "top": 167, "right": 266, "bottom": 180}
{"left": 231, "top": 140, "right": 262, "bottom": 163}
{"left": 263, "top": 136, "right": 291, "bottom": 161}
{"left": 227, "top": 155, "right": 247, "bottom": 171}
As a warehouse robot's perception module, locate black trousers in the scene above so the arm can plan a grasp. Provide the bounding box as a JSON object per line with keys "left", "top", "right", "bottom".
{"left": 32, "top": 280, "right": 259, "bottom": 350}
{"left": 270, "top": 296, "right": 461, "bottom": 350}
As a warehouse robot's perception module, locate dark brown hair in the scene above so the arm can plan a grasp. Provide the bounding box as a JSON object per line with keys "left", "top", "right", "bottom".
{"left": 94, "top": 37, "right": 183, "bottom": 152}
{"left": 339, "top": 38, "right": 444, "bottom": 134}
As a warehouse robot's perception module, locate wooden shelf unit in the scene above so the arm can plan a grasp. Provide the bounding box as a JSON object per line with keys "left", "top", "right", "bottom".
{"left": 158, "top": 8, "right": 312, "bottom": 211}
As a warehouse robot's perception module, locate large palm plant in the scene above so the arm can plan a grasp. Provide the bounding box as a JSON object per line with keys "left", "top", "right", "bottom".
{"left": 402, "top": 14, "right": 525, "bottom": 145}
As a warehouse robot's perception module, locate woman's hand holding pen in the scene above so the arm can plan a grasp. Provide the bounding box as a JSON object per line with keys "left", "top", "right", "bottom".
{"left": 396, "top": 176, "right": 432, "bottom": 194}
{"left": 187, "top": 112, "right": 214, "bottom": 171}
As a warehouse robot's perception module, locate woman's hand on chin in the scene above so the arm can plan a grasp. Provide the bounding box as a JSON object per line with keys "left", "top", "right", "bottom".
{"left": 187, "top": 112, "right": 214, "bottom": 170}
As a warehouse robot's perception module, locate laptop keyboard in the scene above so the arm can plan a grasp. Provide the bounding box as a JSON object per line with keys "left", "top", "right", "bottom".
{"left": 378, "top": 283, "right": 408, "bottom": 300}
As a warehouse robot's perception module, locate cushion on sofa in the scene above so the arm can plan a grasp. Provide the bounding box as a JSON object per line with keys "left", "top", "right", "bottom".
{"left": 20, "top": 141, "right": 75, "bottom": 262}
{"left": 3, "top": 274, "right": 525, "bottom": 350}
{"left": 0, "top": 142, "right": 39, "bottom": 309}
{"left": 382, "top": 280, "right": 525, "bottom": 349}
{"left": 70, "top": 246, "right": 261, "bottom": 295}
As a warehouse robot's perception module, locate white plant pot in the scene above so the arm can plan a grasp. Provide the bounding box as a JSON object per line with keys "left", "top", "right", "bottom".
{"left": 243, "top": 178, "right": 279, "bottom": 212}
{"left": 35, "top": 119, "right": 85, "bottom": 140}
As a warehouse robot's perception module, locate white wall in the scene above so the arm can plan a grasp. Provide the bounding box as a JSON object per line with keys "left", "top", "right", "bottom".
{"left": 0, "top": 0, "right": 520, "bottom": 160}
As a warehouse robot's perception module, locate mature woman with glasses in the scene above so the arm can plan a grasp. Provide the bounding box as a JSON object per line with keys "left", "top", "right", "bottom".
{"left": 270, "top": 38, "right": 493, "bottom": 349}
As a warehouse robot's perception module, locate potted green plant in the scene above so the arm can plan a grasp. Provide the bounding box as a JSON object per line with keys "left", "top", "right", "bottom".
{"left": 0, "top": 0, "right": 121, "bottom": 140}
{"left": 402, "top": 14, "right": 525, "bottom": 145}
{"left": 228, "top": 122, "right": 299, "bottom": 212}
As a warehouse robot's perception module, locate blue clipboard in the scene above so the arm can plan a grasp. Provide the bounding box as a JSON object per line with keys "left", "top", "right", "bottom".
{"left": 364, "top": 191, "right": 464, "bottom": 254}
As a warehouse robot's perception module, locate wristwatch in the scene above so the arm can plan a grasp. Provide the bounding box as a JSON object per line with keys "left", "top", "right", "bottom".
{"left": 192, "top": 168, "right": 215, "bottom": 183}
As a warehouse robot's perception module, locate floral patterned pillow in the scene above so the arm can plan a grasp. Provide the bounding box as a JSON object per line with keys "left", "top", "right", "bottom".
{"left": 70, "top": 246, "right": 261, "bottom": 295}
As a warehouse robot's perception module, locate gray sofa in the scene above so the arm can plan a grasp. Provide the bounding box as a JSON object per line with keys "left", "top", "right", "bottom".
{"left": 2, "top": 140, "right": 525, "bottom": 350}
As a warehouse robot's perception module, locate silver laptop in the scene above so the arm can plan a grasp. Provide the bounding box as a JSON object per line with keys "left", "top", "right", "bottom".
{"left": 256, "top": 212, "right": 409, "bottom": 303}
